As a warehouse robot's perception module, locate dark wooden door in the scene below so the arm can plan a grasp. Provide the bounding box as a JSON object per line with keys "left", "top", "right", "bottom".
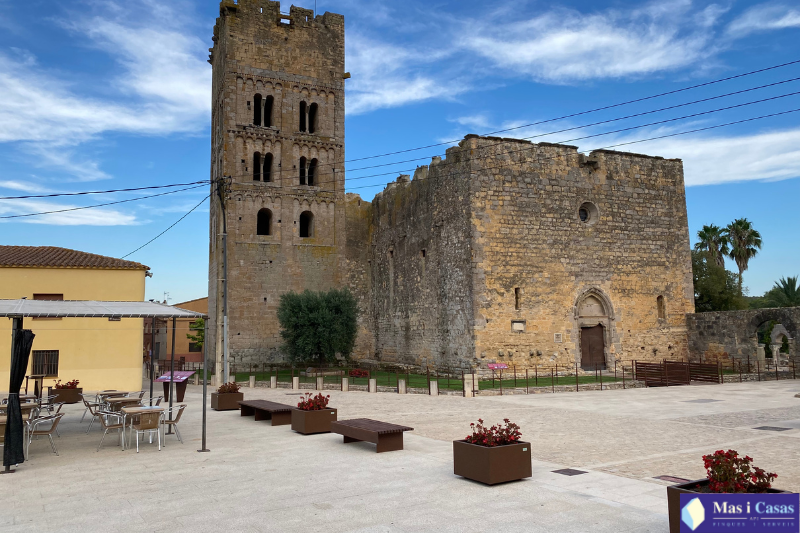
{"left": 580, "top": 325, "right": 606, "bottom": 370}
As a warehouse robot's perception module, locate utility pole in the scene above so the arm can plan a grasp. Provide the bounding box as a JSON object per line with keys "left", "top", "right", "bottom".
{"left": 216, "top": 176, "right": 231, "bottom": 384}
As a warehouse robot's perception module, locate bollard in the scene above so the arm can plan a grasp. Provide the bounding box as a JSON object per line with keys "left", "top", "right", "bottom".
{"left": 249, "top": 375, "right": 256, "bottom": 388}
{"left": 316, "top": 376, "right": 324, "bottom": 390}
{"left": 429, "top": 381, "right": 439, "bottom": 396}
{"left": 270, "top": 375, "right": 277, "bottom": 389}
{"left": 292, "top": 376, "right": 299, "bottom": 390}
{"left": 368, "top": 378, "right": 377, "bottom": 393}
{"left": 398, "top": 379, "right": 407, "bottom": 394}
{"left": 193, "top": 374, "right": 199, "bottom": 386}
{"left": 463, "top": 375, "right": 475, "bottom": 398}
{"left": 341, "top": 377, "right": 349, "bottom": 392}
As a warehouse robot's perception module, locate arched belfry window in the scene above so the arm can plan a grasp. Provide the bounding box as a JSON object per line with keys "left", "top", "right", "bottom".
{"left": 299, "top": 101, "right": 307, "bottom": 132}
{"left": 264, "top": 95, "right": 274, "bottom": 128}
{"left": 308, "top": 158, "right": 318, "bottom": 186}
{"left": 308, "top": 103, "right": 318, "bottom": 134}
{"left": 253, "top": 152, "right": 261, "bottom": 181}
{"left": 299, "top": 211, "right": 313, "bottom": 238}
{"left": 263, "top": 153, "right": 273, "bottom": 182}
{"left": 299, "top": 156, "right": 307, "bottom": 185}
{"left": 253, "top": 94, "right": 262, "bottom": 126}
{"left": 257, "top": 208, "right": 272, "bottom": 236}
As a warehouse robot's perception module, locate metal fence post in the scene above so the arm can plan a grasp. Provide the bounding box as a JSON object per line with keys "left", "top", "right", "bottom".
{"left": 599, "top": 363, "right": 603, "bottom": 391}
{"left": 513, "top": 366, "right": 517, "bottom": 389}
{"left": 526, "top": 368, "right": 529, "bottom": 395}
{"left": 499, "top": 369, "right": 503, "bottom": 396}
{"left": 575, "top": 362, "right": 579, "bottom": 392}
{"left": 551, "top": 368, "right": 554, "bottom": 393}
{"left": 622, "top": 362, "right": 626, "bottom": 389}
{"left": 757, "top": 361, "right": 761, "bottom": 382}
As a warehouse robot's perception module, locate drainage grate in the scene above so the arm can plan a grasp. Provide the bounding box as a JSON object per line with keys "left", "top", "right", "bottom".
{"left": 654, "top": 475, "right": 691, "bottom": 484}
{"left": 682, "top": 399, "right": 722, "bottom": 403}
{"left": 754, "top": 426, "right": 792, "bottom": 431}
{"left": 552, "top": 468, "right": 587, "bottom": 476}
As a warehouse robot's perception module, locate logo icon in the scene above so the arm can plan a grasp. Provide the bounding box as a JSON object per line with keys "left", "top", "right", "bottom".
{"left": 681, "top": 497, "right": 706, "bottom": 531}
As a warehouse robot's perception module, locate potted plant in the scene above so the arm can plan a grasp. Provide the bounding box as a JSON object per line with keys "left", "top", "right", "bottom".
{"left": 291, "top": 392, "right": 337, "bottom": 434}
{"left": 49, "top": 379, "right": 83, "bottom": 404}
{"left": 667, "top": 450, "right": 789, "bottom": 533}
{"left": 453, "top": 419, "right": 531, "bottom": 485}
{"left": 211, "top": 382, "right": 244, "bottom": 411}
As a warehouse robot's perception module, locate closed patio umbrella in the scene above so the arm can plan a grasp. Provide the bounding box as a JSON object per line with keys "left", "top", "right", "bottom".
{"left": 3, "top": 326, "right": 35, "bottom": 472}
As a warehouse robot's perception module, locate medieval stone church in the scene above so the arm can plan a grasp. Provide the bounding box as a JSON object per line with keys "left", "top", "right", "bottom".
{"left": 207, "top": 0, "right": 696, "bottom": 374}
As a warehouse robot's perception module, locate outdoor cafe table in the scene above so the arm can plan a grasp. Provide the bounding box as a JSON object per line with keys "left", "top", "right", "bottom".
{"left": 105, "top": 397, "right": 142, "bottom": 411}
{"left": 0, "top": 402, "right": 38, "bottom": 415}
{"left": 97, "top": 391, "right": 130, "bottom": 401}
{"left": 122, "top": 405, "right": 166, "bottom": 443}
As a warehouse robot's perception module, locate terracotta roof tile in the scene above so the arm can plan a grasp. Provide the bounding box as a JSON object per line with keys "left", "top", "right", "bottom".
{"left": 0, "top": 246, "right": 149, "bottom": 270}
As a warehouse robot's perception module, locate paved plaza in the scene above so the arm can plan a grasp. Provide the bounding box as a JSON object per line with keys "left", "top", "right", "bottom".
{"left": 2, "top": 379, "right": 799, "bottom": 532}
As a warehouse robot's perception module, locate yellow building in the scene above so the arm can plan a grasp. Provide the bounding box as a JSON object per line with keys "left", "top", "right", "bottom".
{"left": 0, "top": 246, "right": 150, "bottom": 392}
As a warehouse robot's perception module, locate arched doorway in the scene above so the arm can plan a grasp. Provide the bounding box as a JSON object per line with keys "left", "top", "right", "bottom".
{"left": 747, "top": 310, "right": 797, "bottom": 368}
{"left": 575, "top": 289, "right": 614, "bottom": 370}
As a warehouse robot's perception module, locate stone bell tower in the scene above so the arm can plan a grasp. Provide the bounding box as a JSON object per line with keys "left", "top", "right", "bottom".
{"left": 207, "top": 0, "right": 346, "bottom": 372}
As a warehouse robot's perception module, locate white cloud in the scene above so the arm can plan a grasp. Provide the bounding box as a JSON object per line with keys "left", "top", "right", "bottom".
{"left": 0, "top": 199, "right": 138, "bottom": 225}
{"left": 727, "top": 3, "right": 800, "bottom": 36}
{"left": 346, "top": 34, "right": 467, "bottom": 115}
{"left": 458, "top": 0, "right": 724, "bottom": 82}
{"left": 623, "top": 127, "right": 800, "bottom": 186}
{"left": 0, "top": 181, "right": 54, "bottom": 194}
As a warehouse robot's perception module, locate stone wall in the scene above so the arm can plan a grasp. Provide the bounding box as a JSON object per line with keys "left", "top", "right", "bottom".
{"left": 686, "top": 307, "right": 800, "bottom": 364}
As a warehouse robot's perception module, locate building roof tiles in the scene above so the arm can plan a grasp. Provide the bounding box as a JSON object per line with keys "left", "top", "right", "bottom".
{"left": 0, "top": 246, "right": 149, "bottom": 271}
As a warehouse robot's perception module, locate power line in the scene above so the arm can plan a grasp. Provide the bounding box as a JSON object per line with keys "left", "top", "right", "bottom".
{"left": 343, "top": 107, "right": 800, "bottom": 192}
{"left": 121, "top": 191, "right": 214, "bottom": 259}
{"left": 0, "top": 180, "right": 210, "bottom": 201}
{"left": 342, "top": 58, "right": 800, "bottom": 164}
{"left": 0, "top": 184, "right": 206, "bottom": 220}
{"left": 221, "top": 81, "right": 800, "bottom": 189}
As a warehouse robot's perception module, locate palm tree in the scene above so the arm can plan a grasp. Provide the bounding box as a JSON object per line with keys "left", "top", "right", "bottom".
{"left": 765, "top": 276, "right": 800, "bottom": 308}
{"left": 725, "top": 218, "right": 762, "bottom": 292}
{"left": 694, "top": 224, "right": 729, "bottom": 267}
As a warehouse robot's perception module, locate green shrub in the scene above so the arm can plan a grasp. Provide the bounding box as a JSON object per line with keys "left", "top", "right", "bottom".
{"left": 277, "top": 288, "right": 358, "bottom": 365}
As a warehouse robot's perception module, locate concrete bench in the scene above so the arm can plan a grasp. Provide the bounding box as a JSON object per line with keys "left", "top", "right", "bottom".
{"left": 331, "top": 418, "right": 414, "bottom": 453}
{"left": 238, "top": 400, "right": 294, "bottom": 426}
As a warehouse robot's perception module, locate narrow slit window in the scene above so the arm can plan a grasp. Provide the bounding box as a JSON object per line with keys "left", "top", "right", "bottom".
{"left": 257, "top": 208, "right": 272, "bottom": 236}
{"left": 657, "top": 295, "right": 666, "bottom": 320}
{"left": 514, "top": 288, "right": 521, "bottom": 310}
{"left": 308, "top": 103, "right": 318, "bottom": 134}
{"left": 263, "top": 153, "right": 273, "bottom": 182}
{"left": 253, "top": 94, "right": 262, "bottom": 126}
{"left": 253, "top": 152, "right": 261, "bottom": 181}
{"left": 299, "top": 211, "right": 313, "bottom": 238}
{"left": 264, "top": 95, "right": 274, "bottom": 127}
{"left": 307, "top": 158, "right": 317, "bottom": 186}
{"left": 299, "top": 156, "right": 307, "bottom": 185}
{"left": 299, "top": 101, "right": 307, "bottom": 132}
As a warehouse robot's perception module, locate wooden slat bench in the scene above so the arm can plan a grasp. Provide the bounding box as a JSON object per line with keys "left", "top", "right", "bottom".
{"left": 238, "top": 400, "right": 294, "bottom": 426}
{"left": 331, "top": 418, "right": 414, "bottom": 453}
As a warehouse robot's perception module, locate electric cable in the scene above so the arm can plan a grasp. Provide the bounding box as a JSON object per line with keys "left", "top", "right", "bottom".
{"left": 0, "top": 181, "right": 209, "bottom": 200}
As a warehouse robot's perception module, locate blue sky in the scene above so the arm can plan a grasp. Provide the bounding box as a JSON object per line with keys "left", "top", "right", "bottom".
{"left": 0, "top": 0, "right": 798, "bottom": 303}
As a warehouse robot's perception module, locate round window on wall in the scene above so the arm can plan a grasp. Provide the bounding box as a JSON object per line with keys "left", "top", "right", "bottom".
{"left": 578, "top": 202, "right": 598, "bottom": 225}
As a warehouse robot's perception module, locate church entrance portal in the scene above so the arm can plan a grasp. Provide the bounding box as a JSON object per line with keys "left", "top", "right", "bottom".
{"left": 580, "top": 325, "right": 606, "bottom": 370}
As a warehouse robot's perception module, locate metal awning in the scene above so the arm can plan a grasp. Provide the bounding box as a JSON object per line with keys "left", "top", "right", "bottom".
{"left": 0, "top": 299, "right": 207, "bottom": 319}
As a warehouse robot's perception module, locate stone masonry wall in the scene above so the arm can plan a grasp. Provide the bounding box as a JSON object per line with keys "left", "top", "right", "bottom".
{"left": 686, "top": 307, "right": 800, "bottom": 364}
{"left": 465, "top": 136, "right": 695, "bottom": 369}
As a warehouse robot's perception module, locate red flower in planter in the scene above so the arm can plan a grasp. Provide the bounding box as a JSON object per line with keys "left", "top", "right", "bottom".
{"left": 297, "top": 392, "right": 330, "bottom": 411}
{"left": 53, "top": 379, "right": 79, "bottom": 389}
{"left": 702, "top": 449, "right": 777, "bottom": 493}
{"left": 464, "top": 418, "right": 522, "bottom": 447}
{"left": 349, "top": 369, "right": 369, "bottom": 378}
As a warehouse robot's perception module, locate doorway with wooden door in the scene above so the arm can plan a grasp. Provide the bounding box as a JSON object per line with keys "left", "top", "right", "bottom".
{"left": 580, "top": 324, "right": 606, "bottom": 370}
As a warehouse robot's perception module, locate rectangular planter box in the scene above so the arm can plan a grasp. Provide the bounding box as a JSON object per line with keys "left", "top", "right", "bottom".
{"left": 211, "top": 392, "right": 244, "bottom": 411}
{"left": 49, "top": 387, "right": 83, "bottom": 404}
{"left": 453, "top": 440, "right": 532, "bottom": 485}
{"left": 291, "top": 408, "right": 337, "bottom": 434}
{"left": 667, "top": 478, "right": 791, "bottom": 533}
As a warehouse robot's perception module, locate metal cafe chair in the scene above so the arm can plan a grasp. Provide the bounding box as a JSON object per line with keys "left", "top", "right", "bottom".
{"left": 129, "top": 411, "right": 163, "bottom": 453}
{"left": 26, "top": 413, "right": 64, "bottom": 458}
{"left": 160, "top": 405, "right": 187, "bottom": 445}
{"left": 96, "top": 411, "right": 126, "bottom": 452}
{"left": 79, "top": 393, "right": 101, "bottom": 423}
